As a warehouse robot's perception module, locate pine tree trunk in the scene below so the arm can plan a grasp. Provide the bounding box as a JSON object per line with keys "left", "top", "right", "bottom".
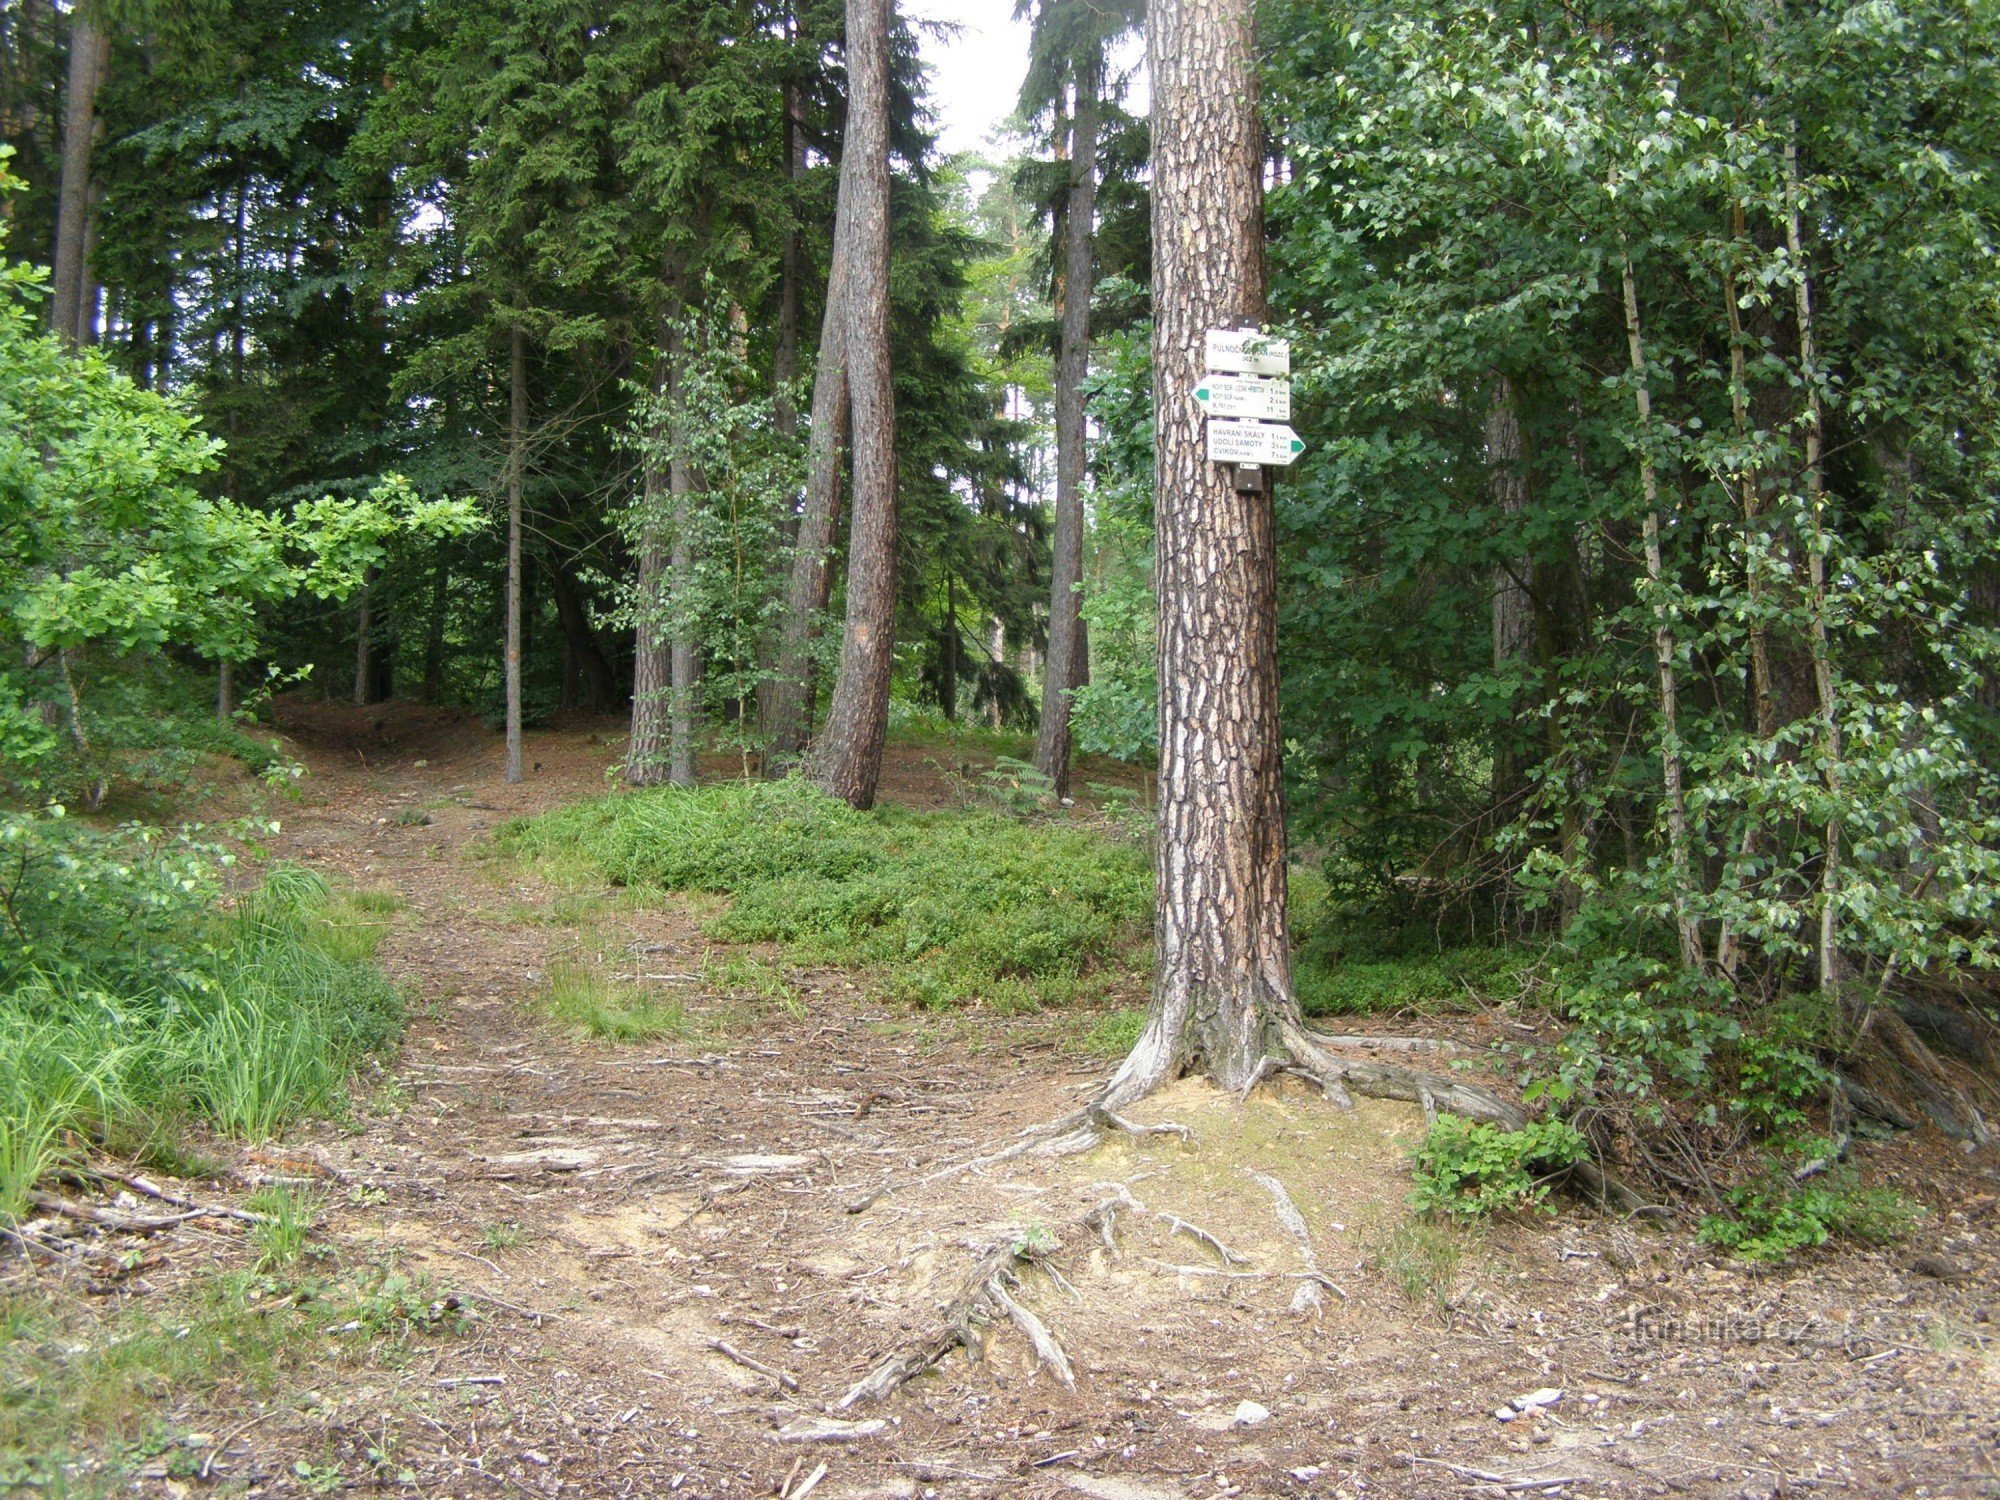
{"left": 504, "top": 324, "right": 526, "bottom": 784}
{"left": 1104, "top": 0, "right": 1298, "bottom": 1107}
{"left": 627, "top": 351, "right": 674, "bottom": 785}
{"left": 50, "top": 8, "right": 108, "bottom": 347}
{"left": 807, "top": 0, "right": 896, "bottom": 810}
{"left": 76, "top": 177, "right": 102, "bottom": 344}
{"left": 765, "top": 105, "right": 856, "bottom": 769}
{"left": 1034, "top": 47, "right": 1101, "bottom": 802}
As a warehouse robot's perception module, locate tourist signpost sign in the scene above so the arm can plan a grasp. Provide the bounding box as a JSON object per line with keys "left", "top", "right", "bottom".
{"left": 1200, "top": 327, "right": 1301, "bottom": 487}
{"left": 1192, "top": 373, "right": 1290, "bottom": 421}
{"left": 1206, "top": 418, "right": 1305, "bottom": 465}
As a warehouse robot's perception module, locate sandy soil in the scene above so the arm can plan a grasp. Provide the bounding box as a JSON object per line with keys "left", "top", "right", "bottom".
{"left": 18, "top": 703, "right": 2000, "bottom": 1500}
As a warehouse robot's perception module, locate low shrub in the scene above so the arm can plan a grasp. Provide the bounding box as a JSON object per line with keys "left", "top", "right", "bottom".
{"left": 1697, "top": 1168, "right": 1922, "bottom": 1262}
{"left": 1410, "top": 1116, "right": 1589, "bottom": 1219}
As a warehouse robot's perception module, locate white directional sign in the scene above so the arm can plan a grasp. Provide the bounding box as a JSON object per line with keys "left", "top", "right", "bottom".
{"left": 1193, "top": 374, "right": 1291, "bottom": 421}
{"left": 1204, "top": 329, "right": 1291, "bottom": 377}
{"left": 1206, "top": 418, "right": 1305, "bottom": 466}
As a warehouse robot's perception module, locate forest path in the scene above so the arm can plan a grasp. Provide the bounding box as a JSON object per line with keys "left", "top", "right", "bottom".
{"left": 244, "top": 704, "right": 1998, "bottom": 1500}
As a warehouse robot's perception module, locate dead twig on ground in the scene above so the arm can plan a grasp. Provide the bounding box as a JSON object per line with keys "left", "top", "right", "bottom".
{"left": 707, "top": 1339, "right": 801, "bottom": 1393}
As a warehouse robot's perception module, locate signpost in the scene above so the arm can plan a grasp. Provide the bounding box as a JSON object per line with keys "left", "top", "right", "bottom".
{"left": 1199, "top": 326, "right": 1301, "bottom": 487}
{"left": 1193, "top": 374, "right": 1290, "bottom": 422}
{"left": 1203, "top": 329, "right": 1291, "bottom": 377}
{"left": 1206, "top": 419, "right": 1304, "bottom": 465}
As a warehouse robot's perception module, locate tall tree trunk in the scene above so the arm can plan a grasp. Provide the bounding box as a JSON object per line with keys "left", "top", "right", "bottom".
{"left": 806, "top": 0, "right": 896, "bottom": 809}
{"left": 764, "top": 123, "right": 856, "bottom": 769}
{"left": 549, "top": 565, "right": 614, "bottom": 713}
{"left": 504, "top": 324, "right": 526, "bottom": 783}
{"left": 1034, "top": 45, "right": 1102, "bottom": 802}
{"left": 353, "top": 568, "right": 376, "bottom": 707}
{"left": 50, "top": 7, "right": 108, "bottom": 347}
{"left": 1487, "top": 375, "right": 1533, "bottom": 801}
{"left": 774, "top": 69, "right": 806, "bottom": 439}
{"left": 423, "top": 563, "right": 449, "bottom": 704}
{"left": 1620, "top": 251, "right": 1703, "bottom": 974}
{"left": 626, "top": 348, "right": 674, "bottom": 786}
{"left": 1104, "top": 0, "right": 1295, "bottom": 1106}
{"left": 76, "top": 176, "right": 101, "bottom": 344}
{"left": 667, "top": 443, "right": 698, "bottom": 786}
{"left": 939, "top": 572, "right": 958, "bottom": 721}
{"left": 1787, "top": 139, "right": 1843, "bottom": 999}
{"left": 216, "top": 660, "right": 234, "bottom": 723}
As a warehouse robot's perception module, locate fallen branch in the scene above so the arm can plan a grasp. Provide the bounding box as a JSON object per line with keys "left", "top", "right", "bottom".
{"left": 65, "top": 1171, "right": 279, "bottom": 1227}
{"left": 27, "top": 1191, "right": 207, "bottom": 1233}
{"left": 707, "top": 1338, "right": 801, "bottom": 1393}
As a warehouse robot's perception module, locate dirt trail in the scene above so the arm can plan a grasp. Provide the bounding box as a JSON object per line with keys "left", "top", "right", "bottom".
{"left": 142, "top": 706, "right": 2000, "bottom": 1498}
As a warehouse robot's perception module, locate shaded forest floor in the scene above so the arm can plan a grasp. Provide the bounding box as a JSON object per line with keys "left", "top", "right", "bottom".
{"left": 8, "top": 703, "right": 2000, "bottom": 1500}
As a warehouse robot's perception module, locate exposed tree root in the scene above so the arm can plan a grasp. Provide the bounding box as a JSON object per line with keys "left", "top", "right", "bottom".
{"left": 836, "top": 1238, "right": 1046, "bottom": 1409}
{"left": 830, "top": 1017, "right": 1670, "bottom": 1409}
{"left": 838, "top": 1160, "right": 1370, "bottom": 1408}
{"left": 845, "top": 1026, "right": 1656, "bottom": 1219}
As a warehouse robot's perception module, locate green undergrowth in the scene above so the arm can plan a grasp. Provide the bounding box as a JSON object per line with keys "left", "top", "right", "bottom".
{"left": 503, "top": 780, "right": 1540, "bottom": 1020}
{"left": 501, "top": 778, "right": 1153, "bottom": 1011}
{"left": 0, "top": 1261, "right": 464, "bottom": 1494}
{"left": 1697, "top": 1165, "right": 1922, "bottom": 1262}
{"left": 0, "top": 857, "right": 403, "bottom": 1223}
{"left": 1410, "top": 1116, "right": 1589, "bottom": 1219}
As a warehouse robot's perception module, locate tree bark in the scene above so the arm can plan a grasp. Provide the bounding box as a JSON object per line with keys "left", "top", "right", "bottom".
{"left": 1786, "top": 138, "right": 1843, "bottom": 998}
{"left": 1487, "top": 376, "right": 1533, "bottom": 802}
{"left": 549, "top": 564, "right": 614, "bottom": 713}
{"left": 1104, "top": 0, "right": 1296, "bottom": 1106}
{"left": 504, "top": 323, "right": 527, "bottom": 783}
{"left": 807, "top": 0, "right": 896, "bottom": 810}
{"left": 1034, "top": 46, "right": 1102, "bottom": 802}
{"left": 1620, "top": 251, "right": 1703, "bottom": 973}
{"left": 764, "top": 100, "right": 856, "bottom": 770}
{"left": 423, "top": 563, "right": 449, "bottom": 703}
{"left": 627, "top": 349, "right": 674, "bottom": 785}
{"left": 50, "top": 7, "right": 108, "bottom": 347}
{"left": 939, "top": 572, "right": 958, "bottom": 720}
{"left": 667, "top": 443, "right": 698, "bottom": 786}
{"left": 353, "top": 568, "right": 376, "bottom": 707}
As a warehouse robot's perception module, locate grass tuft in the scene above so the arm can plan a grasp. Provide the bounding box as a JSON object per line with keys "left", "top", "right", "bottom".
{"left": 0, "top": 866, "right": 402, "bottom": 1224}
{"left": 537, "top": 960, "right": 697, "bottom": 1042}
